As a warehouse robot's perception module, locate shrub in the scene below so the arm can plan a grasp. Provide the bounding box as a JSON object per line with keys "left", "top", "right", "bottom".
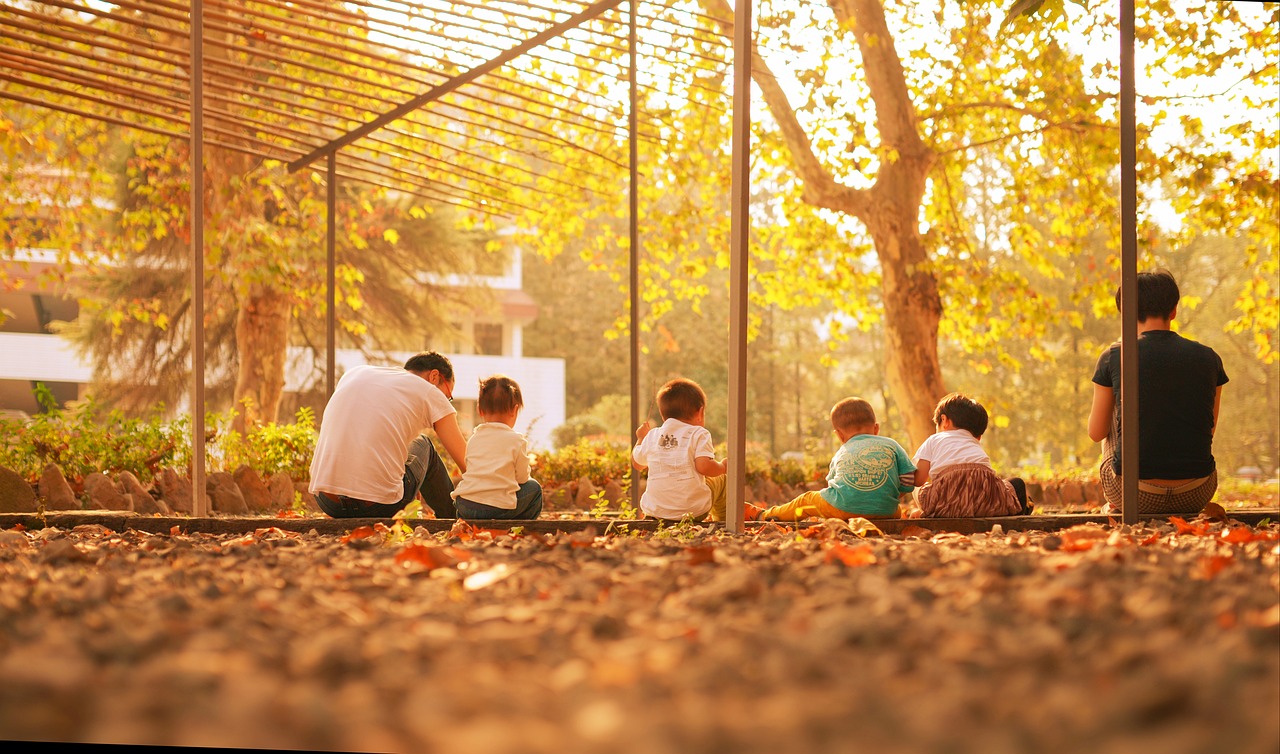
{"left": 534, "top": 438, "right": 631, "bottom": 486}
{"left": 210, "top": 407, "right": 318, "bottom": 480}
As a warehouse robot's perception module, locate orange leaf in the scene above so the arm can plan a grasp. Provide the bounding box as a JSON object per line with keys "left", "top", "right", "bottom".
{"left": 1220, "top": 526, "right": 1279, "bottom": 544}
{"left": 1138, "top": 532, "right": 1161, "bottom": 546}
{"left": 900, "top": 524, "right": 931, "bottom": 538}
{"left": 394, "top": 543, "right": 466, "bottom": 571}
{"left": 169, "top": 525, "right": 181, "bottom": 536}
{"left": 1199, "top": 502, "right": 1227, "bottom": 522}
{"left": 341, "top": 525, "right": 379, "bottom": 543}
{"left": 1170, "top": 517, "right": 1211, "bottom": 536}
{"left": 825, "top": 543, "right": 876, "bottom": 567}
{"left": 275, "top": 510, "right": 303, "bottom": 519}
{"left": 685, "top": 545, "right": 716, "bottom": 565}
{"left": 1198, "top": 554, "right": 1233, "bottom": 579}
{"left": 799, "top": 526, "right": 829, "bottom": 540}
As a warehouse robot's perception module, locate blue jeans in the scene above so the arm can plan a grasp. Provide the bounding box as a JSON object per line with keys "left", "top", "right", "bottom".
{"left": 453, "top": 480, "right": 544, "bottom": 520}
{"left": 316, "top": 435, "right": 457, "bottom": 519}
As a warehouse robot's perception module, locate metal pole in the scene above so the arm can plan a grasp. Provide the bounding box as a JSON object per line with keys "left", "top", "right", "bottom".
{"left": 725, "top": 0, "right": 752, "bottom": 534}
{"left": 326, "top": 152, "right": 336, "bottom": 401}
{"left": 628, "top": 0, "right": 641, "bottom": 510}
{"left": 1119, "top": 0, "right": 1139, "bottom": 525}
{"left": 190, "top": 0, "right": 207, "bottom": 517}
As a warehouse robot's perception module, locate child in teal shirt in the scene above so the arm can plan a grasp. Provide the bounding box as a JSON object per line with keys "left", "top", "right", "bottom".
{"left": 759, "top": 397, "right": 915, "bottom": 521}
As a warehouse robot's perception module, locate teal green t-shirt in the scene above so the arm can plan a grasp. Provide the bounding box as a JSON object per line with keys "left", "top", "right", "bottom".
{"left": 818, "top": 434, "right": 916, "bottom": 516}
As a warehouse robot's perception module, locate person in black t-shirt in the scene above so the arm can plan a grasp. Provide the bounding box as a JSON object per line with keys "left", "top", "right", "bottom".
{"left": 1087, "top": 270, "right": 1229, "bottom": 514}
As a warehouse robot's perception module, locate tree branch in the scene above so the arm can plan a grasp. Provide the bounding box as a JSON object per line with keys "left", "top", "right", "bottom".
{"left": 696, "top": 0, "right": 869, "bottom": 217}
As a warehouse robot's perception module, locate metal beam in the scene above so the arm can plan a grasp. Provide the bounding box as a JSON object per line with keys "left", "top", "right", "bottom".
{"left": 725, "top": 0, "right": 752, "bottom": 534}
{"left": 190, "top": 0, "right": 207, "bottom": 517}
{"left": 628, "top": 0, "right": 642, "bottom": 510}
{"left": 286, "top": 0, "right": 626, "bottom": 173}
{"left": 326, "top": 152, "right": 337, "bottom": 400}
{"left": 1120, "top": 0, "right": 1139, "bottom": 525}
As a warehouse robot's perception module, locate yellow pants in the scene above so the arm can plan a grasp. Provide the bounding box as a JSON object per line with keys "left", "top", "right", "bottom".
{"left": 761, "top": 490, "right": 898, "bottom": 521}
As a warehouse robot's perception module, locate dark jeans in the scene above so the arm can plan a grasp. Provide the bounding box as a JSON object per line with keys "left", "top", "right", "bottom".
{"left": 454, "top": 480, "right": 544, "bottom": 520}
{"left": 316, "top": 435, "right": 456, "bottom": 519}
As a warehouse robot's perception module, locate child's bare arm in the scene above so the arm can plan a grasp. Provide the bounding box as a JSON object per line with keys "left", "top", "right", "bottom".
{"left": 913, "top": 460, "right": 931, "bottom": 487}
{"left": 695, "top": 456, "right": 726, "bottom": 477}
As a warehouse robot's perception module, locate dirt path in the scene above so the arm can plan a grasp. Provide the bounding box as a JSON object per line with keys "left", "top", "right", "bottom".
{"left": 0, "top": 518, "right": 1276, "bottom": 753}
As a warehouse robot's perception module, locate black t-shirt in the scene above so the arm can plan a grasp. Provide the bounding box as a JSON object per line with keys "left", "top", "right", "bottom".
{"left": 1091, "top": 330, "right": 1228, "bottom": 479}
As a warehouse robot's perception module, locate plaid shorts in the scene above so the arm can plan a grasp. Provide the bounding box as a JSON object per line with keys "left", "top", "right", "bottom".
{"left": 1099, "top": 438, "right": 1217, "bottom": 514}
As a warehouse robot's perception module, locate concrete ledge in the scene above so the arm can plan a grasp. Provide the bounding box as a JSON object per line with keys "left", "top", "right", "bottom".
{"left": 1, "top": 510, "right": 1275, "bottom": 536}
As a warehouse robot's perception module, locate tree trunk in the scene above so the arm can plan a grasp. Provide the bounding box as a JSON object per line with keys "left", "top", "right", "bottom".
{"left": 233, "top": 287, "right": 290, "bottom": 432}
{"left": 701, "top": 0, "right": 947, "bottom": 449}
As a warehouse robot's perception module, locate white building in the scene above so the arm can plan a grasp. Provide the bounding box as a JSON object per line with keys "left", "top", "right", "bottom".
{"left": 0, "top": 247, "right": 565, "bottom": 449}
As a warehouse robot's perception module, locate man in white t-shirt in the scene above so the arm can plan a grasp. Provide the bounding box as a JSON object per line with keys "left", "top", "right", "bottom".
{"left": 309, "top": 351, "right": 468, "bottom": 518}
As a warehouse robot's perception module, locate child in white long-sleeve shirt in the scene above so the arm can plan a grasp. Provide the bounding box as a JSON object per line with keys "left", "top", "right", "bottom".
{"left": 452, "top": 375, "right": 543, "bottom": 520}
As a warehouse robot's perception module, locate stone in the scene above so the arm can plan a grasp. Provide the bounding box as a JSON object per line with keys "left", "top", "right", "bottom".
{"left": 84, "top": 472, "right": 130, "bottom": 511}
{"left": 268, "top": 472, "right": 297, "bottom": 510}
{"left": 0, "top": 466, "right": 37, "bottom": 513}
{"left": 756, "top": 478, "right": 783, "bottom": 506}
{"left": 208, "top": 472, "right": 249, "bottom": 514}
{"left": 1084, "top": 481, "right": 1102, "bottom": 506}
{"left": 602, "top": 478, "right": 624, "bottom": 505}
{"left": 157, "top": 468, "right": 193, "bottom": 514}
{"left": 543, "top": 485, "right": 573, "bottom": 511}
{"left": 294, "top": 483, "right": 320, "bottom": 513}
{"left": 118, "top": 471, "right": 170, "bottom": 515}
{"left": 1059, "top": 481, "right": 1085, "bottom": 505}
{"left": 574, "top": 477, "right": 598, "bottom": 508}
{"left": 234, "top": 466, "right": 275, "bottom": 513}
{"left": 38, "top": 464, "right": 79, "bottom": 511}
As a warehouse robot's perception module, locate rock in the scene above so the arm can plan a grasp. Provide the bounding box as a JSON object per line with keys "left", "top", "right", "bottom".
{"left": 157, "top": 468, "right": 196, "bottom": 514}
{"left": 37, "top": 464, "right": 79, "bottom": 511}
{"left": 268, "top": 472, "right": 297, "bottom": 510}
{"left": 118, "top": 471, "right": 170, "bottom": 515}
{"left": 0, "top": 466, "right": 37, "bottom": 513}
{"left": 756, "top": 478, "right": 783, "bottom": 505}
{"left": 293, "top": 483, "right": 320, "bottom": 513}
{"left": 1084, "top": 481, "right": 1102, "bottom": 505}
{"left": 1059, "top": 481, "right": 1085, "bottom": 505}
{"left": 208, "top": 472, "right": 249, "bottom": 514}
{"left": 574, "top": 477, "right": 598, "bottom": 508}
{"left": 234, "top": 466, "right": 274, "bottom": 513}
{"left": 543, "top": 485, "right": 573, "bottom": 511}
{"left": 602, "top": 478, "right": 624, "bottom": 505}
{"left": 1026, "top": 482, "right": 1045, "bottom": 503}
{"left": 84, "top": 472, "right": 130, "bottom": 511}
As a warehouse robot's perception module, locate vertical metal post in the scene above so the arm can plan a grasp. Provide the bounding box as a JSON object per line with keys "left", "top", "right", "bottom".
{"left": 628, "top": 0, "right": 642, "bottom": 509}
{"left": 725, "top": 0, "right": 752, "bottom": 534}
{"left": 189, "top": 0, "right": 207, "bottom": 517}
{"left": 1119, "top": 0, "right": 1139, "bottom": 525}
{"left": 326, "top": 152, "right": 337, "bottom": 401}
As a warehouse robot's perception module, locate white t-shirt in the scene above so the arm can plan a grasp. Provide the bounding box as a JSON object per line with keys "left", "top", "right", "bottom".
{"left": 451, "top": 422, "right": 530, "bottom": 510}
{"left": 309, "top": 365, "right": 455, "bottom": 503}
{"left": 631, "top": 417, "right": 715, "bottom": 519}
{"left": 912, "top": 428, "right": 992, "bottom": 475}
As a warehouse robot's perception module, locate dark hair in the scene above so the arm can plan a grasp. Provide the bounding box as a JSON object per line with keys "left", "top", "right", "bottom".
{"left": 933, "top": 393, "right": 989, "bottom": 439}
{"left": 831, "top": 397, "right": 876, "bottom": 432}
{"left": 404, "top": 351, "right": 453, "bottom": 381}
{"left": 657, "top": 378, "right": 706, "bottom": 422}
{"left": 1115, "top": 269, "right": 1180, "bottom": 323}
{"left": 477, "top": 374, "right": 523, "bottom": 415}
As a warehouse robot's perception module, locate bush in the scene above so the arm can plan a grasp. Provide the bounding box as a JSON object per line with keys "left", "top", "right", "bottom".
{"left": 0, "top": 385, "right": 186, "bottom": 485}
{"left": 534, "top": 438, "right": 631, "bottom": 486}
{"left": 210, "top": 407, "right": 317, "bottom": 480}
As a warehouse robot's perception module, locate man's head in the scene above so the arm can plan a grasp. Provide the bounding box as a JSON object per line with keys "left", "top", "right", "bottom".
{"left": 933, "top": 393, "right": 989, "bottom": 439}
{"left": 1115, "top": 269, "right": 1180, "bottom": 323}
{"left": 477, "top": 374, "right": 523, "bottom": 418}
{"left": 830, "top": 397, "right": 877, "bottom": 440}
{"left": 404, "top": 351, "right": 455, "bottom": 399}
{"left": 657, "top": 378, "right": 707, "bottom": 423}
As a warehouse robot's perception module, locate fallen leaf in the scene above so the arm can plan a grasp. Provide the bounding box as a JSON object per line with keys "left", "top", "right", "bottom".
{"left": 1220, "top": 526, "right": 1279, "bottom": 544}
{"left": 685, "top": 545, "right": 716, "bottom": 565}
{"left": 464, "top": 563, "right": 514, "bottom": 591}
{"left": 1170, "top": 517, "right": 1211, "bottom": 536}
{"left": 341, "top": 525, "right": 379, "bottom": 543}
{"left": 394, "top": 543, "right": 466, "bottom": 571}
{"left": 900, "top": 524, "right": 931, "bottom": 538}
{"left": 1199, "top": 502, "right": 1228, "bottom": 522}
{"left": 1197, "top": 554, "right": 1233, "bottom": 580}
{"left": 169, "top": 525, "right": 181, "bottom": 535}
{"left": 1243, "top": 604, "right": 1280, "bottom": 628}
{"left": 825, "top": 543, "right": 876, "bottom": 567}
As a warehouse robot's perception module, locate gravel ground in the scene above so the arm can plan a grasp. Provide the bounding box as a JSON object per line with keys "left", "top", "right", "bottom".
{"left": 0, "top": 517, "right": 1276, "bottom": 753}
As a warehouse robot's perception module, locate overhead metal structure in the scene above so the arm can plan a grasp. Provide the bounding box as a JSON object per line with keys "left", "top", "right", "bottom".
{"left": 1, "top": 0, "right": 1150, "bottom": 528}
{"left": 1, "top": 0, "right": 757, "bottom": 521}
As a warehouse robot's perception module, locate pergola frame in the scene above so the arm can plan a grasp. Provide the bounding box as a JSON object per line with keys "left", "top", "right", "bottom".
{"left": 6, "top": 0, "right": 1147, "bottom": 527}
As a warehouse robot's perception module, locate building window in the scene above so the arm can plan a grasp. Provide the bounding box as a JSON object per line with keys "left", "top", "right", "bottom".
{"left": 474, "top": 323, "right": 503, "bottom": 356}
